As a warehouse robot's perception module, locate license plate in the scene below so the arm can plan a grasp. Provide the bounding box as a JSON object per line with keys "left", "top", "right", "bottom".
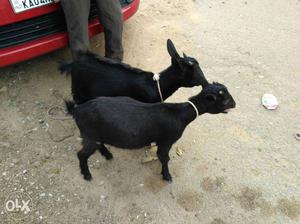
{"left": 10, "top": 0, "right": 54, "bottom": 13}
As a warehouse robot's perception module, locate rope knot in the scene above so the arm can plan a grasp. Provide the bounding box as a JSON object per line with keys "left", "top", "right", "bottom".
{"left": 153, "top": 73, "right": 160, "bottom": 81}
{"left": 153, "top": 73, "right": 163, "bottom": 102}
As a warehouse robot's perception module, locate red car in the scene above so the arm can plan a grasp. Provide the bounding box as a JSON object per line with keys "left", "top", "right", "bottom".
{"left": 0, "top": 0, "right": 140, "bottom": 68}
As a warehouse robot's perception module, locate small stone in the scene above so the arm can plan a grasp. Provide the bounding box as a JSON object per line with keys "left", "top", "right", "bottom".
{"left": 99, "top": 181, "right": 104, "bottom": 186}
{"left": 12, "top": 158, "right": 19, "bottom": 164}
{"left": 44, "top": 152, "right": 51, "bottom": 159}
{"left": 40, "top": 193, "right": 46, "bottom": 197}
{"left": 0, "top": 86, "right": 7, "bottom": 92}
{"left": 176, "top": 147, "right": 183, "bottom": 157}
{"left": 100, "top": 195, "right": 107, "bottom": 202}
{"left": 32, "top": 161, "right": 41, "bottom": 168}
{"left": 141, "top": 145, "right": 158, "bottom": 163}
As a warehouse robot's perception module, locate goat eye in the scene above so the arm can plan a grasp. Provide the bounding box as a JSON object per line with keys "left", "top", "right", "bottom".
{"left": 188, "top": 61, "right": 194, "bottom": 66}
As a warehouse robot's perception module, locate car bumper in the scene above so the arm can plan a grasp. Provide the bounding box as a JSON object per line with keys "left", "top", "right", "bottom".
{"left": 0, "top": 0, "right": 139, "bottom": 68}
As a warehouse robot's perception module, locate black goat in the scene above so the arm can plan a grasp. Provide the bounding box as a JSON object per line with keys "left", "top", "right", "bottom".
{"left": 59, "top": 39, "right": 208, "bottom": 104}
{"left": 66, "top": 82, "right": 236, "bottom": 181}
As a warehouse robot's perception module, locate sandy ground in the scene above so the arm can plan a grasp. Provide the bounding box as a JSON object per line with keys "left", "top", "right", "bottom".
{"left": 1, "top": 0, "right": 300, "bottom": 223}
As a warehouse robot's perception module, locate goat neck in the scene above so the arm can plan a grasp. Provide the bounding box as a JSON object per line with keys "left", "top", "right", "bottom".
{"left": 157, "top": 65, "right": 182, "bottom": 100}
{"left": 179, "top": 95, "right": 207, "bottom": 124}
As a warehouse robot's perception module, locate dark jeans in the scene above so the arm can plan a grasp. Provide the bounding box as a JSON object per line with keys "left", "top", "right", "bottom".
{"left": 61, "top": 0, "right": 123, "bottom": 60}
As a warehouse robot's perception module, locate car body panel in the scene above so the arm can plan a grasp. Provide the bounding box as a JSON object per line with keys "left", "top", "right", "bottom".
{"left": 0, "top": 0, "right": 140, "bottom": 67}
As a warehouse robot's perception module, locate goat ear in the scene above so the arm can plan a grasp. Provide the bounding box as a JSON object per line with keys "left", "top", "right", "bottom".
{"left": 205, "top": 93, "right": 217, "bottom": 102}
{"left": 167, "top": 39, "right": 180, "bottom": 59}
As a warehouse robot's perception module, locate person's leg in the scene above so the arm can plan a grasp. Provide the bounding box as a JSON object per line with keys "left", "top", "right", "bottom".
{"left": 60, "top": 0, "right": 91, "bottom": 60}
{"left": 95, "top": 0, "right": 124, "bottom": 61}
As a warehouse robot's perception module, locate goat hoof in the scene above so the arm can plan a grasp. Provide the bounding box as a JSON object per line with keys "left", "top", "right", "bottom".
{"left": 83, "top": 173, "right": 92, "bottom": 181}
{"left": 105, "top": 153, "right": 113, "bottom": 160}
{"left": 162, "top": 174, "right": 172, "bottom": 182}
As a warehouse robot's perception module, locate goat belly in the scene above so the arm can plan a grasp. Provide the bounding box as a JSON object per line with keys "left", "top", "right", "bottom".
{"left": 79, "top": 121, "right": 158, "bottom": 149}
{"left": 74, "top": 97, "right": 166, "bottom": 149}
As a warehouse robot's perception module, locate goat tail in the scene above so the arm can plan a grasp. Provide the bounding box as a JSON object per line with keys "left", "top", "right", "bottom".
{"left": 58, "top": 61, "right": 72, "bottom": 75}
{"left": 64, "top": 100, "right": 76, "bottom": 116}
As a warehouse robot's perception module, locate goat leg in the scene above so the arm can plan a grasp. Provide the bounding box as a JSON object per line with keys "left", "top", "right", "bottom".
{"left": 157, "top": 143, "right": 172, "bottom": 182}
{"left": 97, "top": 143, "right": 113, "bottom": 160}
{"left": 77, "top": 139, "right": 97, "bottom": 181}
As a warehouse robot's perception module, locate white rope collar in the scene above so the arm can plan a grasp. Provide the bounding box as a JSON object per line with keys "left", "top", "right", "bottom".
{"left": 153, "top": 74, "right": 198, "bottom": 119}
{"left": 153, "top": 73, "right": 163, "bottom": 102}
{"left": 187, "top": 100, "right": 199, "bottom": 119}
